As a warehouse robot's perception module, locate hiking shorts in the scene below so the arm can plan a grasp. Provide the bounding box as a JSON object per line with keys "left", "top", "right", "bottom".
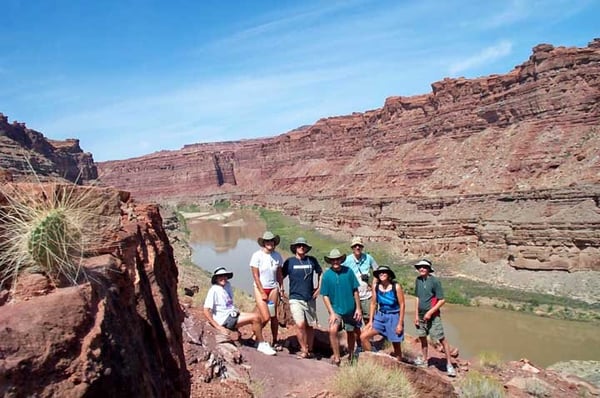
{"left": 336, "top": 313, "right": 362, "bottom": 332}
{"left": 416, "top": 316, "right": 445, "bottom": 341}
{"left": 372, "top": 311, "right": 404, "bottom": 343}
{"left": 289, "top": 299, "right": 318, "bottom": 327}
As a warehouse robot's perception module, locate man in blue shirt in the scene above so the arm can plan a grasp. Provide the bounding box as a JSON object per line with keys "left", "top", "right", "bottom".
{"left": 320, "top": 248, "right": 362, "bottom": 365}
{"left": 343, "top": 237, "right": 379, "bottom": 324}
{"left": 282, "top": 237, "right": 322, "bottom": 359}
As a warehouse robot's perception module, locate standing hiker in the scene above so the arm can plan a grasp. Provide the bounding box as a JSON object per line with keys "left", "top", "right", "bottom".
{"left": 282, "top": 237, "right": 323, "bottom": 359}
{"left": 360, "top": 265, "right": 405, "bottom": 359}
{"left": 320, "top": 248, "right": 362, "bottom": 365}
{"left": 342, "top": 237, "right": 379, "bottom": 324}
{"left": 413, "top": 259, "right": 456, "bottom": 377}
{"left": 250, "top": 231, "right": 284, "bottom": 351}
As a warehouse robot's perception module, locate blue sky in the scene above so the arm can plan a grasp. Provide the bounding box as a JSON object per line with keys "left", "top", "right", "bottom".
{"left": 1, "top": 0, "right": 598, "bottom": 161}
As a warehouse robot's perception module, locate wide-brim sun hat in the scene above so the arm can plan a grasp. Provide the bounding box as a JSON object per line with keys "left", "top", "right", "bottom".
{"left": 257, "top": 231, "right": 281, "bottom": 247}
{"left": 414, "top": 259, "right": 435, "bottom": 273}
{"left": 350, "top": 236, "right": 364, "bottom": 248}
{"left": 290, "top": 237, "right": 312, "bottom": 254}
{"left": 373, "top": 265, "right": 396, "bottom": 280}
{"left": 324, "top": 248, "right": 347, "bottom": 264}
{"left": 211, "top": 266, "right": 234, "bottom": 284}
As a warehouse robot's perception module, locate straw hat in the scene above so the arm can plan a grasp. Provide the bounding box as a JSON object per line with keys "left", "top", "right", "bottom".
{"left": 324, "top": 248, "right": 347, "bottom": 264}
{"left": 257, "top": 231, "right": 281, "bottom": 247}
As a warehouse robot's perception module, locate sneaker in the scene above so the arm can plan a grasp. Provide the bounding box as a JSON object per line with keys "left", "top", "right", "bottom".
{"left": 257, "top": 341, "right": 277, "bottom": 356}
{"left": 414, "top": 357, "right": 427, "bottom": 367}
{"left": 447, "top": 364, "right": 457, "bottom": 377}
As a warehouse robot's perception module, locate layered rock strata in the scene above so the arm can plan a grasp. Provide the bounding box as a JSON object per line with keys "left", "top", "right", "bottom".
{"left": 0, "top": 113, "right": 97, "bottom": 184}
{"left": 96, "top": 40, "right": 599, "bottom": 273}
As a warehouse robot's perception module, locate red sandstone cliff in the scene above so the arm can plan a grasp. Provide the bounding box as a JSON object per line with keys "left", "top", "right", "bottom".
{"left": 0, "top": 113, "right": 97, "bottom": 184}
{"left": 0, "top": 184, "right": 189, "bottom": 397}
{"left": 96, "top": 40, "right": 599, "bottom": 274}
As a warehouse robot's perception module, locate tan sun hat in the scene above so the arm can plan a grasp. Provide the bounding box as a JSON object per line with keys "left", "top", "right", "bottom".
{"left": 257, "top": 231, "right": 281, "bottom": 247}
{"left": 324, "top": 248, "right": 347, "bottom": 264}
{"left": 414, "top": 259, "right": 435, "bottom": 272}
{"left": 290, "top": 237, "right": 312, "bottom": 254}
{"left": 350, "top": 237, "right": 364, "bottom": 248}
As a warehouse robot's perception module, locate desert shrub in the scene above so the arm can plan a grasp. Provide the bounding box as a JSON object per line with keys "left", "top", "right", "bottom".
{"left": 524, "top": 378, "right": 550, "bottom": 397}
{"left": 330, "top": 359, "right": 416, "bottom": 398}
{"left": 478, "top": 350, "right": 502, "bottom": 369}
{"left": 458, "top": 371, "right": 505, "bottom": 398}
{"left": 0, "top": 182, "right": 110, "bottom": 288}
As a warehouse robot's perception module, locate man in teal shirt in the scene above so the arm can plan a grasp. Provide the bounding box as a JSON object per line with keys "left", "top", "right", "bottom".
{"left": 320, "top": 248, "right": 362, "bottom": 365}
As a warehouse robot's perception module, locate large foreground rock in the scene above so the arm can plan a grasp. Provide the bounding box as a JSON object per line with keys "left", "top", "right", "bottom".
{"left": 0, "top": 184, "right": 189, "bottom": 397}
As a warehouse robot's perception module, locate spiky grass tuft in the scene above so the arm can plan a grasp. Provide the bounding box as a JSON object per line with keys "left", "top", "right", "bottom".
{"left": 330, "top": 359, "right": 417, "bottom": 398}
{"left": 0, "top": 182, "right": 110, "bottom": 289}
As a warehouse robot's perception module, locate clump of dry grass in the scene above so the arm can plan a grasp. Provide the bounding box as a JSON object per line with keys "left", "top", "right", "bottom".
{"left": 478, "top": 350, "right": 503, "bottom": 370}
{"left": 458, "top": 371, "right": 505, "bottom": 398}
{"left": 0, "top": 181, "right": 110, "bottom": 289}
{"left": 330, "top": 359, "right": 416, "bottom": 398}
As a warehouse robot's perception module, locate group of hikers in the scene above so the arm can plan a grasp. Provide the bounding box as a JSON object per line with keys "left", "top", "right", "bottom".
{"left": 203, "top": 231, "right": 457, "bottom": 377}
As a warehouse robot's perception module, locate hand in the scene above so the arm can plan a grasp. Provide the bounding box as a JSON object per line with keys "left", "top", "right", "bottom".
{"left": 396, "top": 324, "right": 404, "bottom": 335}
{"left": 414, "top": 317, "right": 420, "bottom": 327}
{"left": 219, "top": 326, "right": 230, "bottom": 335}
{"left": 328, "top": 313, "right": 338, "bottom": 327}
{"left": 261, "top": 291, "right": 268, "bottom": 301}
{"left": 423, "top": 311, "right": 432, "bottom": 321}
{"left": 353, "top": 309, "right": 362, "bottom": 322}
{"left": 312, "top": 289, "right": 320, "bottom": 300}
{"left": 280, "top": 289, "right": 286, "bottom": 298}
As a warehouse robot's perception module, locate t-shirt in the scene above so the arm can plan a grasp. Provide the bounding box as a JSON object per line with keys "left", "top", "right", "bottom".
{"left": 282, "top": 255, "right": 322, "bottom": 301}
{"left": 414, "top": 275, "right": 444, "bottom": 317}
{"left": 249, "top": 249, "right": 284, "bottom": 289}
{"left": 320, "top": 266, "right": 359, "bottom": 317}
{"left": 343, "top": 253, "right": 378, "bottom": 300}
{"left": 203, "top": 282, "right": 236, "bottom": 326}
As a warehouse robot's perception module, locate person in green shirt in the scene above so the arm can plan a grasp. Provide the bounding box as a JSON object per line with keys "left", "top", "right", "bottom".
{"left": 413, "top": 259, "right": 456, "bottom": 377}
{"left": 320, "top": 248, "right": 362, "bottom": 366}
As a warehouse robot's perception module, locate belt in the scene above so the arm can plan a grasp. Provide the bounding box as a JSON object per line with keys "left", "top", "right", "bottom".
{"left": 378, "top": 309, "right": 399, "bottom": 314}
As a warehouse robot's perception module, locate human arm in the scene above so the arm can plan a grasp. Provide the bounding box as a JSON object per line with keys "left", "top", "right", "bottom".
{"left": 414, "top": 279, "right": 420, "bottom": 325}
{"left": 424, "top": 298, "right": 445, "bottom": 321}
{"left": 322, "top": 294, "right": 338, "bottom": 327}
{"left": 423, "top": 279, "right": 445, "bottom": 321}
{"left": 313, "top": 271, "right": 322, "bottom": 300}
{"left": 251, "top": 266, "right": 267, "bottom": 301}
{"left": 353, "top": 289, "right": 362, "bottom": 322}
{"left": 368, "top": 284, "right": 377, "bottom": 325}
{"left": 203, "top": 306, "right": 230, "bottom": 335}
{"left": 276, "top": 265, "right": 285, "bottom": 297}
{"left": 396, "top": 283, "right": 405, "bottom": 335}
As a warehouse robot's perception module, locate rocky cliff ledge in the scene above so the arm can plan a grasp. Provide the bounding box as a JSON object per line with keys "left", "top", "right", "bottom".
{"left": 98, "top": 40, "right": 600, "bottom": 274}
{"left": 0, "top": 113, "right": 97, "bottom": 184}
{"left": 0, "top": 184, "right": 189, "bottom": 397}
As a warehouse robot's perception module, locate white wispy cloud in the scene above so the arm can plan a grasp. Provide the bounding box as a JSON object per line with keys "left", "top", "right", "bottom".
{"left": 448, "top": 41, "right": 513, "bottom": 75}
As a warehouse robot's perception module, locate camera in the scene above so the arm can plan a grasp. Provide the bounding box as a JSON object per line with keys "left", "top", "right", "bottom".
{"left": 229, "top": 309, "right": 240, "bottom": 318}
{"left": 360, "top": 274, "right": 369, "bottom": 282}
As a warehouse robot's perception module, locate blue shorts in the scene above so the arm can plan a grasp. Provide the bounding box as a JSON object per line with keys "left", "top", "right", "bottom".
{"left": 372, "top": 311, "right": 404, "bottom": 343}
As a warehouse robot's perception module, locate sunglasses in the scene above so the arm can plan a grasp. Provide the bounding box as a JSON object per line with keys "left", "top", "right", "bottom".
{"left": 352, "top": 245, "right": 363, "bottom": 249}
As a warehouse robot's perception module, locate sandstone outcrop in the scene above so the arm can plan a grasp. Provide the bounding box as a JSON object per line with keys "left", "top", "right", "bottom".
{"left": 0, "top": 184, "right": 189, "bottom": 397}
{"left": 101, "top": 40, "right": 599, "bottom": 274}
{"left": 0, "top": 113, "right": 97, "bottom": 184}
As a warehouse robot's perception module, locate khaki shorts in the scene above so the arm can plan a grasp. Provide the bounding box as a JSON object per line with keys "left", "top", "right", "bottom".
{"left": 416, "top": 316, "right": 445, "bottom": 341}
{"left": 360, "top": 299, "right": 371, "bottom": 321}
{"left": 289, "top": 299, "right": 318, "bottom": 327}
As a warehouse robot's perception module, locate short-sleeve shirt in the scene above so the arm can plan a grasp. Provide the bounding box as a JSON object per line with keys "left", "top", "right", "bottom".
{"left": 320, "top": 266, "right": 359, "bottom": 317}
{"left": 203, "top": 282, "right": 235, "bottom": 326}
{"left": 343, "top": 253, "right": 378, "bottom": 300}
{"left": 250, "top": 249, "right": 284, "bottom": 289}
{"left": 414, "top": 275, "right": 444, "bottom": 317}
{"left": 282, "top": 255, "right": 322, "bottom": 301}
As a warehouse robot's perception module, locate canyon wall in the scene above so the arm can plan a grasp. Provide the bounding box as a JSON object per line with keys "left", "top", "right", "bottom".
{"left": 0, "top": 113, "right": 97, "bottom": 184}
{"left": 98, "top": 40, "right": 600, "bottom": 273}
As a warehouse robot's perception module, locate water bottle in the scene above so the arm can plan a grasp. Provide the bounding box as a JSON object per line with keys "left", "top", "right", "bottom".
{"left": 267, "top": 300, "right": 276, "bottom": 317}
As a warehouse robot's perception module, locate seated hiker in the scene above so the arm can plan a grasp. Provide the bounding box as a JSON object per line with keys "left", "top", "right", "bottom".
{"left": 203, "top": 267, "right": 276, "bottom": 356}
{"left": 360, "top": 265, "right": 405, "bottom": 359}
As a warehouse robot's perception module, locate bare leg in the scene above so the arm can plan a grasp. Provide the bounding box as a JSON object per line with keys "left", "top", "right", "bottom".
{"left": 392, "top": 342, "right": 402, "bottom": 359}
{"left": 360, "top": 325, "right": 378, "bottom": 352}
{"left": 440, "top": 337, "right": 453, "bottom": 367}
{"left": 419, "top": 336, "right": 428, "bottom": 362}
{"left": 237, "top": 312, "right": 264, "bottom": 343}
{"left": 306, "top": 326, "right": 314, "bottom": 353}
{"left": 347, "top": 328, "right": 361, "bottom": 361}
{"left": 296, "top": 321, "right": 308, "bottom": 353}
{"left": 268, "top": 289, "right": 279, "bottom": 344}
{"left": 328, "top": 324, "right": 340, "bottom": 362}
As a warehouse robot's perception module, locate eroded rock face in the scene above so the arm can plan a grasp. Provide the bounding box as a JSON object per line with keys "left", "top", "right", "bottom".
{"left": 0, "top": 184, "right": 189, "bottom": 397}
{"left": 0, "top": 114, "right": 97, "bottom": 184}
{"left": 95, "top": 40, "right": 598, "bottom": 273}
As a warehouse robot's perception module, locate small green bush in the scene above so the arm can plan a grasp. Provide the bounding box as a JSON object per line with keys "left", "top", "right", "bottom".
{"left": 477, "top": 351, "right": 502, "bottom": 369}
{"left": 459, "top": 371, "right": 505, "bottom": 398}
{"left": 330, "top": 359, "right": 416, "bottom": 398}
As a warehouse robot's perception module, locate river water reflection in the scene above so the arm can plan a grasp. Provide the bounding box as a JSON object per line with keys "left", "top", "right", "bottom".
{"left": 188, "top": 210, "right": 600, "bottom": 367}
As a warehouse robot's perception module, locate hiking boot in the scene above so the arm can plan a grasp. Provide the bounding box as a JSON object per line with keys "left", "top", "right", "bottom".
{"left": 257, "top": 341, "right": 277, "bottom": 356}
{"left": 414, "top": 357, "right": 427, "bottom": 367}
{"left": 447, "top": 364, "right": 457, "bottom": 377}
